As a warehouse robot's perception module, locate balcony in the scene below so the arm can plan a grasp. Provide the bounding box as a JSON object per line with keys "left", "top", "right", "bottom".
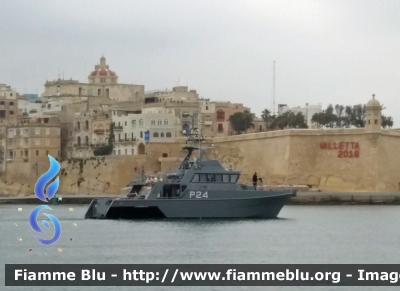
{"left": 117, "top": 137, "right": 136, "bottom": 144}
{"left": 114, "top": 126, "right": 123, "bottom": 131}
{"left": 94, "top": 129, "right": 105, "bottom": 135}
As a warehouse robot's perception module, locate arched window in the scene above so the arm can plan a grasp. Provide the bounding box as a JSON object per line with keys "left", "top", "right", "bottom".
{"left": 151, "top": 120, "right": 155, "bottom": 125}
{"left": 77, "top": 121, "right": 80, "bottom": 130}
{"left": 105, "top": 88, "right": 109, "bottom": 98}
{"left": 85, "top": 120, "right": 89, "bottom": 130}
{"left": 153, "top": 132, "right": 159, "bottom": 138}
{"left": 79, "top": 87, "right": 82, "bottom": 96}
{"left": 160, "top": 132, "right": 164, "bottom": 137}
{"left": 166, "top": 132, "right": 172, "bottom": 138}
{"left": 77, "top": 136, "right": 81, "bottom": 146}
{"left": 139, "top": 119, "right": 143, "bottom": 126}
{"left": 164, "top": 119, "right": 168, "bottom": 125}
{"left": 158, "top": 119, "right": 162, "bottom": 125}
{"left": 132, "top": 120, "right": 136, "bottom": 126}
{"left": 85, "top": 136, "right": 89, "bottom": 145}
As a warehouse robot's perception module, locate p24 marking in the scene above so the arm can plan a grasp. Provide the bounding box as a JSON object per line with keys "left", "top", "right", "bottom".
{"left": 189, "top": 191, "right": 208, "bottom": 199}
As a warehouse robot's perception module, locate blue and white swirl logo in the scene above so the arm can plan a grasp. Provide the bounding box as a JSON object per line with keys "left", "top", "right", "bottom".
{"left": 29, "top": 155, "right": 62, "bottom": 245}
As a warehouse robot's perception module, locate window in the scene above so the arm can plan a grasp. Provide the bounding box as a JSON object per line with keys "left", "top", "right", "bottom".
{"left": 223, "top": 174, "right": 230, "bottom": 182}
{"left": 132, "top": 120, "right": 136, "bottom": 126}
{"left": 166, "top": 132, "right": 171, "bottom": 138}
{"left": 164, "top": 119, "right": 168, "bottom": 125}
{"left": 35, "top": 128, "right": 40, "bottom": 134}
{"left": 153, "top": 132, "right": 159, "bottom": 137}
{"left": 207, "top": 174, "right": 215, "bottom": 182}
{"left": 118, "top": 149, "right": 121, "bottom": 155}
{"left": 131, "top": 149, "right": 134, "bottom": 155}
{"left": 199, "top": 174, "right": 207, "bottom": 182}
{"left": 46, "top": 139, "right": 50, "bottom": 146}
{"left": 217, "top": 110, "right": 225, "bottom": 120}
{"left": 20, "top": 150, "right": 23, "bottom": 156}
{"left": 139, "top": 119, "right": 143, "bottom": 126}
{"left": 206, "top": 106, "right": 208, "bottom": 110}
{"left": 218, "top": 124, "right": 223, "bottom": 132}
{"left": 79, "top": 87, "right": 82, "bottom": 95}
{"left": 192, "top": 174, "right": 199, "bottom": 182}
{"left": 36, "top": 150, "right": 39, "bottom": 156}
{"left": 158, "top": 120, "right": 162, "bottom": 125}
{"left": 46, "top": 128, "right": 50, "bottom": 134}
{"left": 0, "top": 101, "right": 4, "bottom": 105}
{"left": 10, "top": 111, "right": 14, "bottom": 115}
{"left": 113, "top": 150, "right": 116, "bottom": 155}
{"left": 160, "top": 132, "right": 164, "bottom": 137}
{"left": 125, "top": 149, "right": 127, "bottom": 155}
{"left": 125, "top": 121, "right": 127, "bottom": 126}
{"left": 105, "top": 88, "right": 109, "bottom": 97}
{"left": 98, "top": 89, "right": 101, "bottom": 96}
{"left": 230, "top": 175, "right": 239, "bottom": 182}
{"left": 10, "top": 101, "right": 14, "bottom": 106}
{"left": 140, "top": 131, "right": 143, "bottom": 138}
{"left": 151, "top": 120, "right": 155, "bottom": 125}
{"left": 215, "top": 174, "right": 222, "bottom": 182}
{"left": 124, "top": 133, "right": 127, "bottom": 140}
{"left": 375, "top": 119, "right": 378, "bottom": 124}
{"left": 25, "top": 150, "right": 28, "bottom": 157}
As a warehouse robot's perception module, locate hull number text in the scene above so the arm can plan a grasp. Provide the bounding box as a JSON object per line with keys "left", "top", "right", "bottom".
{"left": 189, "top": 191, "right": 208, "bottom": 199}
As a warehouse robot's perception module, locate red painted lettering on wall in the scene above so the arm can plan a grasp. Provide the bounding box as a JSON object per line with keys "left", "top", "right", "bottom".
{"left": 319, "top": 142, "right": 360, "bottom": 158}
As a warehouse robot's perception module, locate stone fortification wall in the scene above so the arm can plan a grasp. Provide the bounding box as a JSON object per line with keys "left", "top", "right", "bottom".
{"left": 211, "top": 128, "right": 399, "bottom": 192}
{"left": 2, "top": 129, "right": 400, "bottom": 195}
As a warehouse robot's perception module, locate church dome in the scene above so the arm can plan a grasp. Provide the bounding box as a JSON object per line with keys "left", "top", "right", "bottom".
{"left": 90, "top": 67, "right": 116, "bottom": 77}
{"left": 88, "top": 56, "right": 118, "bottom": 82}
{"left": 366, "top": 94, "right": 381, "bottom": 107}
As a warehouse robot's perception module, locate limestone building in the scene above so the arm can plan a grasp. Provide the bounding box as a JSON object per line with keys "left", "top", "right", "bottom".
{"left": 43, "top": 56, "right": 145, "bottom": 104}
{"left": 6, "top": 116, "right": 61, "bottom": 163}
{"left": 111, "top": 106, "right": 177, "bottom": 156}
{"left": 71, "top": 109, "right": 111, "bottom": 158}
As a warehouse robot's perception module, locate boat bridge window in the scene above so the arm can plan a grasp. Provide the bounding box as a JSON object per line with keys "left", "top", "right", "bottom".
{"left": 191, "top": 174, "right": 239, "bottom": 183}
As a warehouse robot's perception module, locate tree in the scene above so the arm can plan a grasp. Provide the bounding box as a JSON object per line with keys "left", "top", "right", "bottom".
{"left": 269, "top": 111, "right": 308, "bottom": 130}
{"left": 229, "top": 111, "right": 254, "bottom": 134}
{"left": 382, "top": 115, "right": 394, "bottom": 129}
{"left": 94, "top": 122, "right": 114, "bottom": 156}
{"left": 261, "top": 109, "right": 272, "bottom": 130}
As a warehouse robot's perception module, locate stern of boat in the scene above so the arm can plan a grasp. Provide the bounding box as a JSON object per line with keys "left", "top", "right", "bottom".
{"left": 85, "top": 198, "right": 114, "bottom": 219}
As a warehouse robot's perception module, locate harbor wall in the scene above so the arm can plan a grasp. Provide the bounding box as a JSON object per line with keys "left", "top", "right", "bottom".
{"left": 2, "top": 129, "right": 400, "bottom": 196}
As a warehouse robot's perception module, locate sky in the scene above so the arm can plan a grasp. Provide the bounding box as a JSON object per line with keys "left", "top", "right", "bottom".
{"left": 0, "top": 0, "right": 399, "bottom": 124}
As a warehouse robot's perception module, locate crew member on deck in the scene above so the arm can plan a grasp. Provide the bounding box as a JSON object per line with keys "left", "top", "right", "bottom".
{"left": 253, "top": 172, "right": 258, "bottom": 190}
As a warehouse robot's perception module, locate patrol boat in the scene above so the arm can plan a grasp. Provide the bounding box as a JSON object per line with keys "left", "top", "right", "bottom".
{"left": 85, "top": 130, "right": 296, "bottom": 219}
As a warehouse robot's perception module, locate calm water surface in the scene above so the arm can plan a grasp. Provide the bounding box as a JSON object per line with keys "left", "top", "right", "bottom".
{"left": 1, "top": 205, "right": 399, "bottom": 291}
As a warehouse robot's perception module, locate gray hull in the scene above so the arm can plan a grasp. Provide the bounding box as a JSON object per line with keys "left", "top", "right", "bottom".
{"left": 85, "top": 193, "right": 293, "bottom": 219}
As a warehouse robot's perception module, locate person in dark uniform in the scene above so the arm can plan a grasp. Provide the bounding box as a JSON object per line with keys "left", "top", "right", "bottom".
{"left": 252, "top": 172, "right": 258, "bottom": 190}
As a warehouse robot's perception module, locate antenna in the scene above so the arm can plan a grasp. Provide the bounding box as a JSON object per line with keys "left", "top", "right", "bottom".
{"left": 273, "top": 61, "right": 275, "bottom": 115}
